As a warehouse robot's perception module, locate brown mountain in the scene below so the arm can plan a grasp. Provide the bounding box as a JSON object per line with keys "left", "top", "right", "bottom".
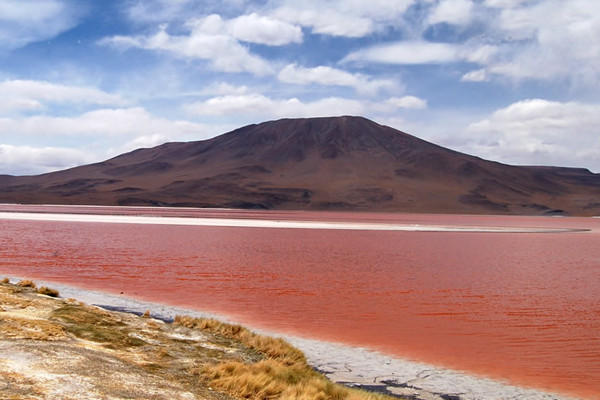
{"left": 1, "top": 116, "right": 599, "bottom": 215}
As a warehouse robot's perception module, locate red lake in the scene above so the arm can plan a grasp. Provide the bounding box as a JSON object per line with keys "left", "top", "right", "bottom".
{"left": 0, "top": 205, "right": 599, "bottom": 399}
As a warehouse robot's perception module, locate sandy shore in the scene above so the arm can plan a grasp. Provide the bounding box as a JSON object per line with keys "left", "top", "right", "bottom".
{"left": 0, "top": 211, "right": 587, "bottom": 233}
{"left": 4, "top": 277, "right": 575, "bottom": 400}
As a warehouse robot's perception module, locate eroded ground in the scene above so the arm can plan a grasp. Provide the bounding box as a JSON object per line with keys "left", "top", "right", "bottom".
{"left": 0, "top": 280, "right": 398, "bottom": 400}
{"left": 0, "top": 281, "right": 262, "bottom": 400}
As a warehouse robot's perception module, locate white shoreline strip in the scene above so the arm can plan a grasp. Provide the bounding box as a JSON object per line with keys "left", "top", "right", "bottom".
{"left": 0, "top": 212, "right": 585, "bottom": 233}
{"left": 5, "top": 277, "right": 576, "bottom": 400}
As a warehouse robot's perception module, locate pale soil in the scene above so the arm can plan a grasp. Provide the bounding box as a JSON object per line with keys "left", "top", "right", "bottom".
{"left": 0, "top": 282, "right": 257, "bottom": 400}
{"left": 0, "top": 211, "right": 587, "bottom": 233}
{"left": 0, "top": 281, "right": 399, "bottom": 400}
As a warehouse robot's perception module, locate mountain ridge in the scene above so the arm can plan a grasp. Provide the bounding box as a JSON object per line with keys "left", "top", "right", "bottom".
{"left": 1, "top": 116, "right": 598, "bottom": 215}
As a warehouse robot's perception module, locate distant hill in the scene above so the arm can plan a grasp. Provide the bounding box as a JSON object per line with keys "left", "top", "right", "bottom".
{"left": 1, "top": 116, "right": 599, "bottom": 215}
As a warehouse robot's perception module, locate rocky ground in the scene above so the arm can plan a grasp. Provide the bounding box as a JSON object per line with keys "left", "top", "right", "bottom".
{"left": 0, "top": 280, "right": 394, "bottom": 400}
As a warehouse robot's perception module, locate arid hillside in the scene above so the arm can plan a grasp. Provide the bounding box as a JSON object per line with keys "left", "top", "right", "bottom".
{"left": 1, "top": 116, "right": 599, "bottom": 215}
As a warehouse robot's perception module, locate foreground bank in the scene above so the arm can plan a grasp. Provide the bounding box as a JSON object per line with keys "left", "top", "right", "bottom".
{"left": 0, "top": 279, "right": 399, "bottom": 400}
{"left": 1, "top": 277, "right": 577, "bottom": 400}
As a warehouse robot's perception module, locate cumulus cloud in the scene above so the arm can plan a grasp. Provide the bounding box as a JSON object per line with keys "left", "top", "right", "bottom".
{"left": 344, "top": 41, "right": 461, "bottom": 65}
{"left": 184, "top": 94, "right": 366, "bottom": 118}
{"left": 226, "top": 13, "right": 302, "bottom": 46}
{"left": 278, "top": 64, "right": 396, "bottom": 95}
{"left": 484, "top": 0, "right": 535, "bottom": 9}
{"left": 339, "top": 0, "right": 599, "bottom": 86}
{"left": 0, "top": 144, "right": 95, "bottom": 175}
{"left": 100, "top": 15, "right": 278, "bottom": 75}
{"left": 123, "top": 0, "right": 250, "bottom": 23}
{"left": 461, "top": 69, "right": 488, "bottom": 82}
{"left": 0, "top": 0, "right": 82, "bottom": 49}
{"left": 0, "top": 107, "right": 206, "bottom": 137}
{"left": 199, "top": 82, "right": 250, "bottom": 96}
{"left": 484, "top": 0, "right": 600, "bottom": 84}
{"left": 0, "top": 80, "right": 127, "bottom": 113}
{"left": 269, "top": 0, "right": 414, "bottom": 37}
{"left": 386, "top": 96, "right": 428, "bottom": 109}
{"left": 464, "top": 99, "right": 600, "bottom": 171}
{"left": 428, "top": 0, "right": 474, "bottom": 26}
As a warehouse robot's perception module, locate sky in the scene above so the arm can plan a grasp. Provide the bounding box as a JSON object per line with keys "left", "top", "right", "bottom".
{"left": 0, "top": 0, "right": 599, "bottom": 175}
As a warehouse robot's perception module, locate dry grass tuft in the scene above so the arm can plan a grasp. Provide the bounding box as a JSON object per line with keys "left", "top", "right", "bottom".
{"left": 37, "top": 286, "right": 60, "bottom": 297}
{"left": 142, "top": 309, "right": 151, "bottom": 318}
{"left": 177, "top": 316, "right": 394, "bottom": 400}
{"left": 0, "top": 316, "right": 67, "bottom": 341}
{"left": 17, "top": 280, "right": 36, "bottom": 288}
{"left": 174, "top": 316, "right": 305, "bottom": 366}
{"left": 1, "top": 277, "right": 9, "bottom": 284}
{"left": 51, "top": 304, "right": 146, "bottom": 349}
{"left": 202, "top": 359, "right": 390, "bottom": 400}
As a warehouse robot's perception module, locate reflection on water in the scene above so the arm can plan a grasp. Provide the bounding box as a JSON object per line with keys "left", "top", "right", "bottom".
{"left": 1, "top": 206, "right": 599, "bottom": 399}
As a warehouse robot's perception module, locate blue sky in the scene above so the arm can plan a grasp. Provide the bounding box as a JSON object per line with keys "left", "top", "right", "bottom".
{"left": 1, "top": 0, "right": 599, "bottom": 175}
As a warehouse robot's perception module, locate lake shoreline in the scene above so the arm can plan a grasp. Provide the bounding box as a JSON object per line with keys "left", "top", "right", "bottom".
{"left": 4, "top": 276, "right": 576, "bottom": 400}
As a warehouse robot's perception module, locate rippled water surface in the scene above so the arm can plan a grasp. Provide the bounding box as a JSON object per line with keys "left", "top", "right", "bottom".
{"left": 1, "top": 205, "right": 599, "bottom": 398}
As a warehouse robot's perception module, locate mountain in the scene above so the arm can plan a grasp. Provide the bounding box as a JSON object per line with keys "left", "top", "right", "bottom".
{"left": 1, "top": 116, "right": 599, "bottom": 215}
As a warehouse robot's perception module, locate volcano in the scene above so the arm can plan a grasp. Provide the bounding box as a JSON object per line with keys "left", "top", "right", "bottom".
{"left": 1, "top": 116, "right": 599, "bottom": 215}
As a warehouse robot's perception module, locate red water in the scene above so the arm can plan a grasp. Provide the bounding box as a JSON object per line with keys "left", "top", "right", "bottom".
{"left": 1, "top": 205, "right": 599, "bottom": 399}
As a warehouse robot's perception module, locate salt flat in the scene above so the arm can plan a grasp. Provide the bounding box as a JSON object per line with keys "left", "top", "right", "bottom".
{"left": 0, "top": 211, "right": 585, "bottom": 233}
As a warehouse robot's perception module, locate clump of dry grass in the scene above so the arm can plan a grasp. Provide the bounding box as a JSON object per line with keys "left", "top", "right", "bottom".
{"left": 1, "top": 277, "right": 9, "bottom": 284}
{"left": 17, "top": 280, "right": 36, "bottom": 288}
{"left": 176, "top": 316, "right": 395, "bottom": 400}
{"left": 202, "top": 359, "right": 390, "bottom": 400}
{"left": 51, "top": 304, "right": 147, "bottom": 349}
{"left": 37, "top": 286, "right": 60, "bottom": 297}
{"left": 0, "top": 316, "right": 67, "bottom": 341}
{"left": 174, "top": 316, "right": 305, "bottom": 366}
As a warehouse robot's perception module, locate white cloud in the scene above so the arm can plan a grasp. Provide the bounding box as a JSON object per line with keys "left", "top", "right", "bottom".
{"left": 344, "top": 41, "right": 461, "bottom": 65}
{"left": 484, "top": 0, "right": 535, "bottom": 9}
{"left": 339, "top": 0, "right": 600, "bottom": 86}
{"left": 0, "top": 80, "right": 127, "bottom": 113}
{"left": 100, "top": 15, "right": 274, "bottom": 75}
{"left": 0, "top": 107, "right": 206, "bottom": 138}
{"left": 123, "top": 0, "right": 250, "bottom": 23}
{"left": 480, "top": 0, "right": 600, "bottom": 84}
{"left": 0, "top": 144, "right": 95, "bottom": 175}
{"left": 124, "top": 0, "right": 196, "bottom": 23}
{"left": 184, "top": 94, "right": 366, "bottom": 118}
{"left": 278, "top": 64, "right": 396, "bottom": 95}
{"left": 226, "top": 13, "right": 302, "bottom": 46}
{"left": 200, "top": 82, "right": 250, "bottom": 96}
{"left": 461, "top": 69, "right": 488, "bottom": 82}
{"left": 0, "top": 0, "right": 82, "bottom": 49}
{"left": 464, "top": 99, "right": 600, "bottom": 171}
{"left": 428, "top": 0, "right": 474, "bottom": 26}
{"left": 386, "top": 96, "right": 428, "bottom": 109}
{"left": 270, "top": 0, "right": 414, "bottom": 37}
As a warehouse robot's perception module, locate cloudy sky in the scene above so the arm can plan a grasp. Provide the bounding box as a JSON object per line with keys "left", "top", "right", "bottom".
{"left": 1, "top": 0, "right": 599, "bottom": 175}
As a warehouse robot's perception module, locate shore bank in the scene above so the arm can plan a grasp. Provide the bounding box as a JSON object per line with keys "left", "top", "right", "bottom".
{"left": 4, "top": 277, "right": 576, "bottom": 400}
{"left": 0, "top": 211, "right": 588, "bottom": 233}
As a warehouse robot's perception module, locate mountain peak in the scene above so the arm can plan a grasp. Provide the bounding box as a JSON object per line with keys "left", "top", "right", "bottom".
{"left": 0, "top": 116, "right": 599, "bottom": 215}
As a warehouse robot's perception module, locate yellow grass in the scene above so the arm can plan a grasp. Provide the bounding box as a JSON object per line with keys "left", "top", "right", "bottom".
{"left": 176, "top": 316, "right": 395, "bottom": 400}
{"left": 37, "top": 286, "right": 60, "bottom": 297}
{"left": 0, "top": 315, "right": 67, "bottom": 341}
{"left": 202, "top": 359, "right": 390, "bottom": 400}
{"left": 17, "top": 280, "right": 36, "bottom": 288}
{"left": 174, "top": 316, "right": 306, "bottom": 366}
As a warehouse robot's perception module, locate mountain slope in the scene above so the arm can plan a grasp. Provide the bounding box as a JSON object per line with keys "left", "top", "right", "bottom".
{"left": 1, "top": 116, "right": 599, "bottom": 215}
